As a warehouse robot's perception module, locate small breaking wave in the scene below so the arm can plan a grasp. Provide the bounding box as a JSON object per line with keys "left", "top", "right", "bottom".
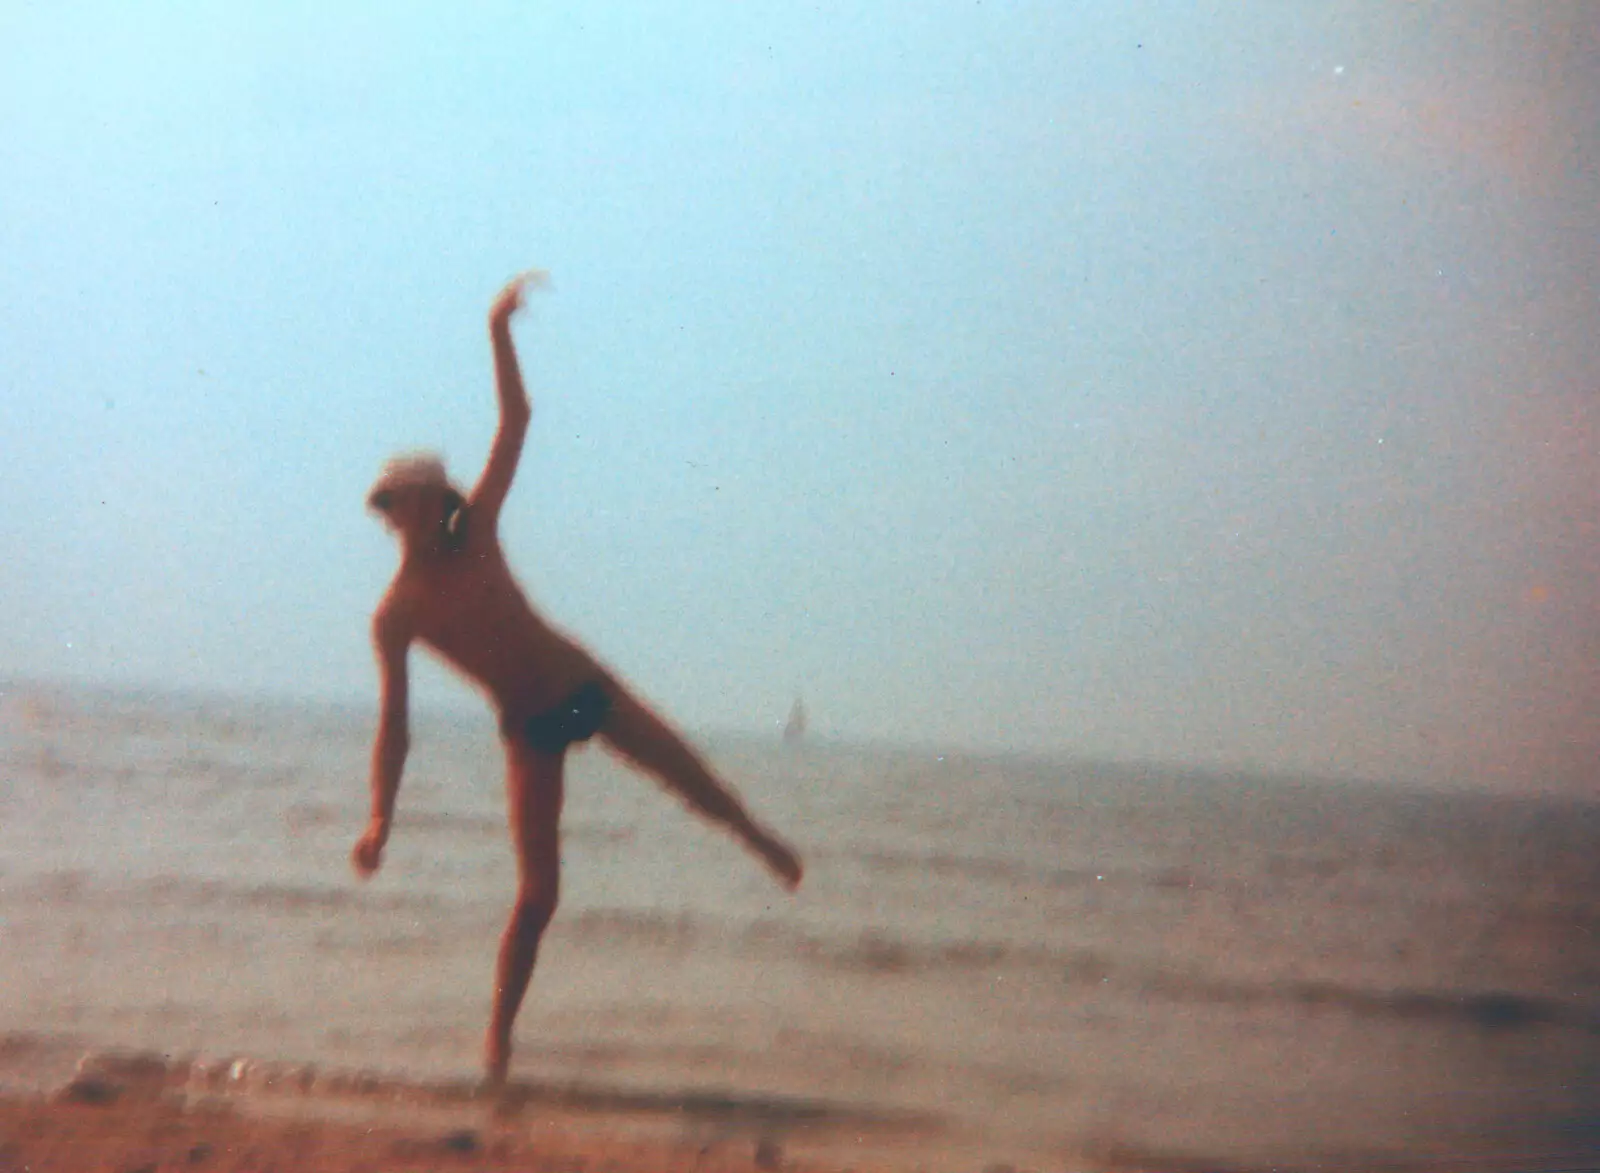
{"left": 843, "top": 844, "right": 1109, "bottom": 892}
{"left": 59, "top": 1045, "right": 942, "bottom": 1136}
{"left": 283, "top": 803, "right": 634, "bottom": 848}
{"left": 563, "top": 909, "right": 703, "bottom": 949}
{"left": 399, "top": 809, "right": 636, "bottom": 847}
{"left": 9, "top": 870, "right": 452, "bottom": 917}
{"left": 560, "top": 909, "right": 1598, "bottom": 1034}
{"left": 1135, "top": 969, "right": 1593, "bottom": 1033}
{"left": 566, "top": 909, "right": 1097, "bottom": 977}
{"left": 836, "top": 843, "right": 1220, "bottom": 899}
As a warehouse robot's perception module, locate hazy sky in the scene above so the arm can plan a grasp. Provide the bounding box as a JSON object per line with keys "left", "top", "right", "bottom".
{"left": 2, "top": 2, "right": 1595, "bottom": 789}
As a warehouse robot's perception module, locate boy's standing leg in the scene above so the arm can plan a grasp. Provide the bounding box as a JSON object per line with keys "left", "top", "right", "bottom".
{"left": 486, "top": 742, "right": 565, "bottom": 1085}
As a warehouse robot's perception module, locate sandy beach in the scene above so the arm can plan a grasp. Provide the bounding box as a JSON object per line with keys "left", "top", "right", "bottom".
{"left": 0, "top": 1067, "right": 927, "bottom": 1173}
{"left": 0, "top": 1092, "right": 874, "bottom": 1173}
{"left": 6, "top": 1073, "right": 1597, "bottom": 1173}
{"left": 0, "top": 1043, "right": 975, "bottom": 1173}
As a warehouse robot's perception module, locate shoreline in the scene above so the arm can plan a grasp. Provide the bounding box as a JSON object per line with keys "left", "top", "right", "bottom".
{"left": 5, "top": 1035, "right": 1595, "bottom": 1173}
{"left": 0, "top": 1089, "right": 918, "bottom": 1173}
{"left": 0, "top": 1043, "right": 986, "bottom": 1173}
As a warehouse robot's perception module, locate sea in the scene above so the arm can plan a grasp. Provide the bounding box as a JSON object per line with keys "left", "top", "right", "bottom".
{"left": 1, "top": 681, "right": 1596, "bottom": 1172}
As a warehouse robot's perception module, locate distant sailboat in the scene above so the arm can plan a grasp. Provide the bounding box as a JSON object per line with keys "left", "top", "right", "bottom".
{"left": 783, "top": 698, "right": 807, "bottom": 744}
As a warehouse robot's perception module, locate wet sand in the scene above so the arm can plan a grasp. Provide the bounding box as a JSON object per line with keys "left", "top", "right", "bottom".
{"left": 0, "top": 1047, "right": 962, "bottom": 1173}
{"left": 0, "top": 1087, "right": 914, "bottom": 1173}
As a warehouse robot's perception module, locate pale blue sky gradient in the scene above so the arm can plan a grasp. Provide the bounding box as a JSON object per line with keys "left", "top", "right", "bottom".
{"left": 2, "top": 3, "right": 1596, "bottom": 790}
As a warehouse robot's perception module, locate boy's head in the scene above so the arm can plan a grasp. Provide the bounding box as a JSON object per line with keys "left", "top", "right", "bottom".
{"left": 368, "top": 453, "right": 465, "bottom": 542}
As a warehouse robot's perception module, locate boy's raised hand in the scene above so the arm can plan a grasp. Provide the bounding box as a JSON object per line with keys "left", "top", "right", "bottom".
{"left": 489, "top": 269, "right": 550, "bottom": 326}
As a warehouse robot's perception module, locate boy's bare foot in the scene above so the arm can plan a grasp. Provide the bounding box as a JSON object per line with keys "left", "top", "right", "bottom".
{"left": 484, "top": 1037, "right": 510, "bottom": 1090}
{"left": 756, "top": 834, "right": 803, "bottom": 891}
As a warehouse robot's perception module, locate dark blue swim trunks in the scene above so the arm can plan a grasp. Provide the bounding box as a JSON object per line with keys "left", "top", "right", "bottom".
{"left": 514, "top": 681, "right": 612, "bottom": 754}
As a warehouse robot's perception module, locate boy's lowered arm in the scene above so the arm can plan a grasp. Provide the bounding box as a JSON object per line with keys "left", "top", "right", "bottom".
{"left": 353, "top": 604, "right": 412, "bottom": 877}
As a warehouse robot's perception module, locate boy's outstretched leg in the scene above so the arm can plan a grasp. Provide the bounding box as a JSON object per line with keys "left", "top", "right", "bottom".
{"left": 486, "top": 746, "right": 564, "bottom": 1086}
{"left": 599, "top": 686, "right": 803, "bottom": 890}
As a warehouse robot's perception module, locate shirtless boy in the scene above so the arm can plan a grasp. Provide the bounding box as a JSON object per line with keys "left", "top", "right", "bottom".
{"left": 353, "top": 272, "right": 804, "bottom": 1086}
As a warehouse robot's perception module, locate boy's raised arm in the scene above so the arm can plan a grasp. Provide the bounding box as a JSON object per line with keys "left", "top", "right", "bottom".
{"left": 470, "top": 272, "right": 547, "bottom": 529}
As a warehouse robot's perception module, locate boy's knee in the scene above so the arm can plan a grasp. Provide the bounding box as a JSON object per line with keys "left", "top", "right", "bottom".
{"left": 512, "top": 885, "right": 558, "bottom": 932}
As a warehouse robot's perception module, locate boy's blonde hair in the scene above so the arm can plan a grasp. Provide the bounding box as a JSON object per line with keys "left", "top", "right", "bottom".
{"left": 367, "top": 452, "right": 457, "bottom": 513}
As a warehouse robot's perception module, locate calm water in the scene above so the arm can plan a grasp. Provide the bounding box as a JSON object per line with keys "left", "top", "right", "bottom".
{"left": 1, "top": 683, "right": 1596, "bottom": 1170}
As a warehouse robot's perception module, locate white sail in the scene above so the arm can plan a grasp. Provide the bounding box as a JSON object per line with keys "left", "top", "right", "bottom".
{"left": 783, "top": 698, "right": 807, "bottom": 743}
